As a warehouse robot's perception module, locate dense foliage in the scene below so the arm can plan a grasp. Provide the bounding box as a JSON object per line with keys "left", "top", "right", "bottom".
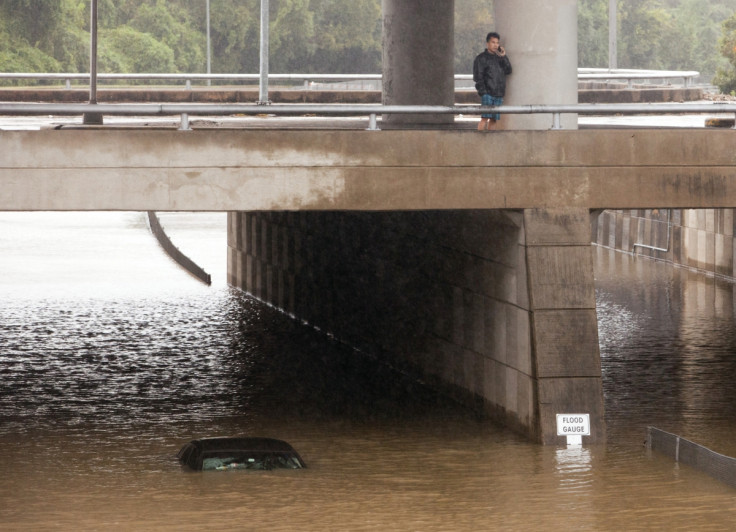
{"left": 579, "top": 0, "right": 736, "bottom": 86}
{"left": 2, "top": 0, "right": 736, "bottom": 92}
{"left": 714, "top": 10, "right": 736, "bottom": 93}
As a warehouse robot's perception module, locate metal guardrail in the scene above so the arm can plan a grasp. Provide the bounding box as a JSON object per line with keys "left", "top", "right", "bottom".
{"left": 577, "top": 68, "right": 701, "bottom": 88}
{"left": 0, "top": 101, "right": 733, "bottom": 131}
{"left": 647, "top": 426, "right": 736, "bottom": 489}
{"left": 0, "top": 69, "right": 701, "bottom": 90}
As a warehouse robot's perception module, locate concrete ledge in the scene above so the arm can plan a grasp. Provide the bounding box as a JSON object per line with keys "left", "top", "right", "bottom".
{"left": 578, "top": 87, "right": 703, "bottom": 103}
{"left": 4, "top": 129, "right": 736, "bottom": 211}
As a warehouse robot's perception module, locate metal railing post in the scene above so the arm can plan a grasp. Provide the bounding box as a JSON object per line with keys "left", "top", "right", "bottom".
{"left": 367, "top": 113, "right": 379, "bottom": 131}
{"left": 206, "top": 0, "right": 211, "bottom": 87}
{"left": 83, "top": 0, "right": 103, "bottom": 125}
{"left": 551, "top": 113, "right": 562, "bottom": 130}
{"left": 179, "top": 113, "right": 191, "bottom": 131}
{"left": 258, "top": 0, "right": 271, "bottom": 105}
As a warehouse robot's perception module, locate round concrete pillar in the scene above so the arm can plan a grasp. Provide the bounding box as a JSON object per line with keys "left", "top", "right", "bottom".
{"left": 495, "top": 0, "right": 578, "bottom": 130}
{"left": 381, "top": 0, "right": 455, "bottom": 127}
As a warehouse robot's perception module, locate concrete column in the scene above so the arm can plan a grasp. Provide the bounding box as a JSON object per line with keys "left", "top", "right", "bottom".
{"left": 495, "top": 0, "right": 578, "bottom": 130}
{"left": 523, "top": 208, "right": 605, "bottom": 444}
{"left": 381, "top": 0, "right": 454, "bottom": 127}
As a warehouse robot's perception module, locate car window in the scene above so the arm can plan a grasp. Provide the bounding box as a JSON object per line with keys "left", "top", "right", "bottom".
{"left": 273, "top": 453, "right": 303, "bottom": 469}
{"left": 200, "top": 451, "right": 303, "bottom": 471}
{"left": 202, "top": 452, "right": 268, "bottom": 471}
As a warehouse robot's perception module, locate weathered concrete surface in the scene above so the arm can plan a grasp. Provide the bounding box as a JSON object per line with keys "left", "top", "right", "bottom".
{"left": 523, "top": 208, "right": 605, "bottom": 444}
{"left": 496, "top": 0, "right": 579, "bottom": 130}
{"left": 594, "top": 208, "right": 736, "bottom": 279}
{"left": 4, "top": 128, "right": 736, "bottom": 211}
{"left": 228, "top": 207, "right": 605, "bottom": 444}
{"left": 381, "top": 0, "right": 455, "bottom": 125}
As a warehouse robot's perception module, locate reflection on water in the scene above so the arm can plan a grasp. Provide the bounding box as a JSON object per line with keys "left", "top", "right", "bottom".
{"left": 595, "top": 247, "right": 736, "bottom": 457}
{"left": 1, "top": 213, "right": 736, "bottom": 530}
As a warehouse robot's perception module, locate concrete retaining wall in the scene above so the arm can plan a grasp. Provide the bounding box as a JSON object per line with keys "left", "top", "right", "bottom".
{"left": 593, "top": 209, "right": 736, "bottom": 279}
{"left": 228, "top": 209, "right": 605, "bottom": 444}
{"left": 227, "top": 210, "right": 534, "bottom": 434}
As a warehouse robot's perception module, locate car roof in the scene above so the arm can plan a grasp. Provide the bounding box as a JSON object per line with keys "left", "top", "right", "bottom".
{"left": 184, "top": 437, "right": 298, "bottom": 454}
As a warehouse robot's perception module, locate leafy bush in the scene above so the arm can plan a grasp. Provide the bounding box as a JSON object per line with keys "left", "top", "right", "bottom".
{"left": 714, "top": 12, "right": 736, "bottom": 94}
{"left": 99, "top": 26, "right": 175, "bottom": 73}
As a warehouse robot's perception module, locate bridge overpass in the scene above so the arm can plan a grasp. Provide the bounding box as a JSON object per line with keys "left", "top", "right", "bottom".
{"left": 5, "top": 0, "right": 733, "bottom": 445}
{"left": 3, "top": 128, "right": 735, "bottom": 212}
{"left": 3, "top": 125, "right": 736, "bottom": 445}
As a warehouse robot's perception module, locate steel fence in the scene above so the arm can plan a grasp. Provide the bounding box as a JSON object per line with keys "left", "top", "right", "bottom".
{"left": 647, "top": 426, "right": 736, "bottom": 489}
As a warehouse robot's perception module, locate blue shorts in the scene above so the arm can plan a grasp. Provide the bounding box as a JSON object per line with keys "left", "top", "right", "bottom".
{"left": 481, "top": 94, "right": 503, "bottom": 120}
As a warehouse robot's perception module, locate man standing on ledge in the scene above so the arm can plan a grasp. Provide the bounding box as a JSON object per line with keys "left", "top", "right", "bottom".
{"left": 473, "top": 32, "right": 512, "bottom": 131}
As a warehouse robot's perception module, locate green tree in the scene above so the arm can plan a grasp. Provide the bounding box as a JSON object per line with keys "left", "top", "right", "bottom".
{"left": 578, "top": 0, "right": 609, "bottom": 68}
{"left": 99, "top": 25, "right": 176, "bottom": 73}
{"left": 664, "top": 0, "right": 734, "bottom": 79}
{"left": 0, "top": 0, "right": 87, "bottom": 82}
{"left": 270, "top": 0, "right": 316, "bottom": 71}
{"left": 455, "top": 0, "right": 495, "bottom": 73}
{"left": 208, "top": 0, "right": 259, "bottom": 73}
{"left": 617, "top": 0, "right": 674, "bottom": 70}
{"left": 309, "top": 0, "right": 381, "bottom": 73}
{"left": 714, "top": 11, "right": 736, "bottom": 94}
{"left": 129, "top": 0, "right": 205, "bottom": 72}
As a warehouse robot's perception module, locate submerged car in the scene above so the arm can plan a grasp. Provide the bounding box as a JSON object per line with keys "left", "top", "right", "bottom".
{"left": 177, "top": 437, "right": 306, "bottom": 471}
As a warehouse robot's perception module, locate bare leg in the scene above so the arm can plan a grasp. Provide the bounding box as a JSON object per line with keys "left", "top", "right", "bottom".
{"left": 486, "top": 118, "right": 497, "bottom": 130}
{"left": 478, "top": 118, "right": 489, "bottom": 131}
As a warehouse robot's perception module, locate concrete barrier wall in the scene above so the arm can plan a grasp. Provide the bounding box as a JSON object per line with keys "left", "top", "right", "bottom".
{"left": 228, "top": 210, "right": 537, "bottom": 436}
{"left": 593, "top": 209, "right": 736, "bottom": 279}
{"left": 228, "top": 208, "right": 606, "bottom": 444}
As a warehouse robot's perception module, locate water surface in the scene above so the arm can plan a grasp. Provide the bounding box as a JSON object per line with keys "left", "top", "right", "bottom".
{"left": 1, "top": 212, "right": 735, "bottom": 530}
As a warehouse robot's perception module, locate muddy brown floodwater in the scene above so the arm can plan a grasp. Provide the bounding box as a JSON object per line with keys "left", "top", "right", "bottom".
{"left": 1, "top": 213, "right": 735, "bottom": 531}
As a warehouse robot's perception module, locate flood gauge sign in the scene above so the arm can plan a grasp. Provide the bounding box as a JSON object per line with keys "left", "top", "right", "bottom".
{"left": 556, "top": 413, "right": 590, "bottom": 446}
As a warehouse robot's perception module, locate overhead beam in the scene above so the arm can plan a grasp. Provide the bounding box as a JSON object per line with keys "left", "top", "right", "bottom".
{"left": 3, "top": 129, "right": 736, "bottom": 211}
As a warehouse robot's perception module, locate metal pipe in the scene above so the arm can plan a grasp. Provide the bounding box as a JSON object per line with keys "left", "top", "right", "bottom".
{"left": 4, "top": 101, "right": 736, "bottom": 117}
{"left": 83, "top": 0, "right": 103, "bottom": 125}
{"left": 258, "top": 0, "right": 270, "bottom": 104}
{"left": 89, "top": 0, "right": 98, "bottom": 105}
{"left": 609, "top": 0, "right": 617, "bottom": 70}
{"left": 206, "top": 0, "right": 211, "bottom": 87}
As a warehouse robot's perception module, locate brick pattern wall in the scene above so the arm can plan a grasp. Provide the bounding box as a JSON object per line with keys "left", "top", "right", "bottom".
{"left": 593, "top": 209, "right": 736, "bottom": 279}
{"left": 228, "top": 210, "right": 537, "bottom": 436}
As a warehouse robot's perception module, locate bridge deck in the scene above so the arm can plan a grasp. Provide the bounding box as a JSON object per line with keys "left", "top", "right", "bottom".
{"left": 2, "top": 127, "right": 736, "bottom": 211}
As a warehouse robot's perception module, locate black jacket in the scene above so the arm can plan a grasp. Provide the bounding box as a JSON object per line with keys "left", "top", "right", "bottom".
{"left": 473, "top": 50, "right": 512, "bottom": 98}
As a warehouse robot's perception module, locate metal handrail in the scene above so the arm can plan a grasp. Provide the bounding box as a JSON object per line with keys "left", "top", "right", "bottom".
{"left": 0, "top": 101, "right": 733, "bottom": 131}
{"left": 0, "top": 69, "right": 701, "bottom": 90}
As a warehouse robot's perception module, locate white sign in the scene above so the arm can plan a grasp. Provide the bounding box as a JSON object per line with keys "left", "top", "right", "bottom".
{"left": 556, "top": 414, "right": 590, "bottom": 436}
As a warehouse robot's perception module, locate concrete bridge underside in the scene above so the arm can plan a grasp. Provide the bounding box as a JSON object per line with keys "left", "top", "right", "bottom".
{"left": 5, "top": 128, "right": 736, "bottom": 444}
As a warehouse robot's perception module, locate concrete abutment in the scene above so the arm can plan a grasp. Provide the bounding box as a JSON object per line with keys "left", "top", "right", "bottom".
{"left": 227, "top": 208, "right": 605, "bottom": 444}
